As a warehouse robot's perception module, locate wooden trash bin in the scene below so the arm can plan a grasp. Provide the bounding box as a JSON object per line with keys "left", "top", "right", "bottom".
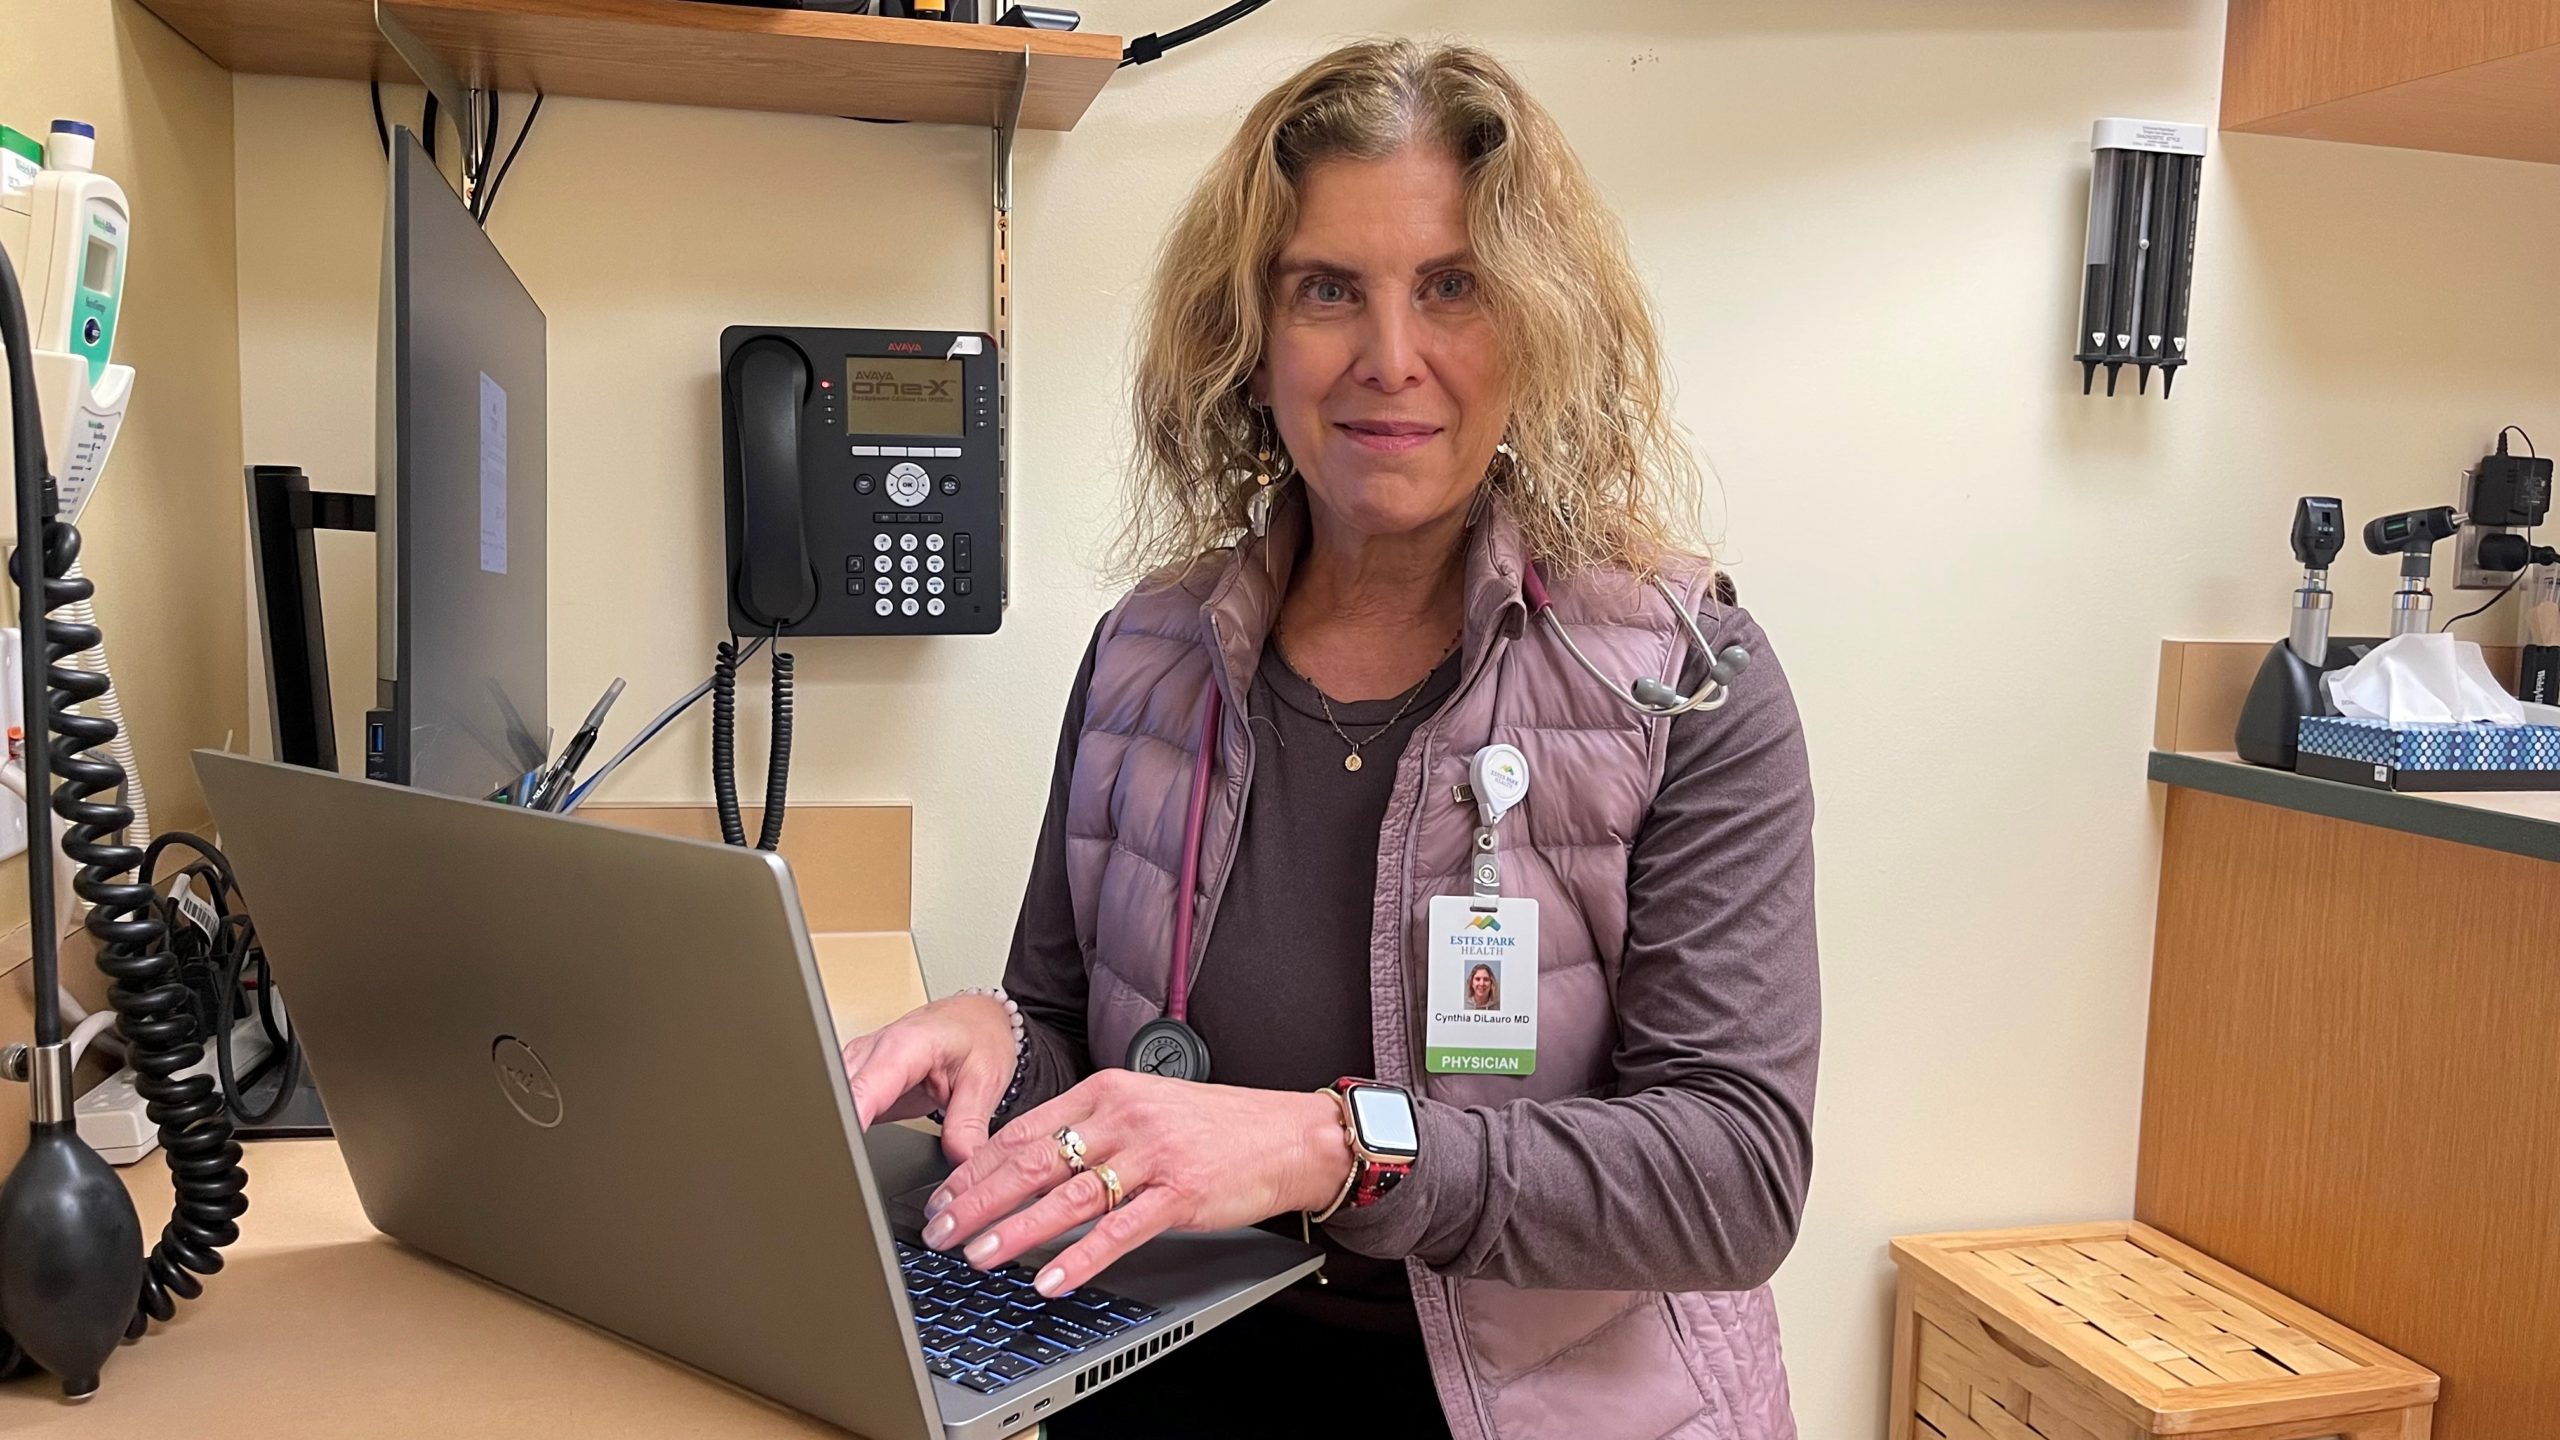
{"left": 1888, "top": 1222, "right": 2437, "bottom": 1440}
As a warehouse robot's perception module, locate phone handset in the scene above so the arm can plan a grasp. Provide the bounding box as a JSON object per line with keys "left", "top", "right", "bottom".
{"left": 726, "top": 335, "right": 818, "bottom": 629}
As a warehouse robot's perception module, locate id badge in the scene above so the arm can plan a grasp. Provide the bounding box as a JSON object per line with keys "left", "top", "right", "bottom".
{"left": 1424, "top": 895, "right": 1539, "bottom": 1076}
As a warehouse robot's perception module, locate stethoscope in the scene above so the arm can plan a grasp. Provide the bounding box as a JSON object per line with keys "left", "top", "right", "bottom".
{"left": 1121, "top": 559, "right": 1753, "bottom": 1083}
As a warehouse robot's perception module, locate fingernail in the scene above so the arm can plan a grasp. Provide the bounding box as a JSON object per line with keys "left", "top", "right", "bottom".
{"left": 1035, "top": 1267, "right": 1069, "bottom": 1298}
{"left": 965, "top": 1233, "right": 1001, "bottom": 1265}
{"left": 923, "top": 1215, "right": 955, "bottom": 1249}
{"left": 924, "top": 1188, "right": 949, "bottom": 1219}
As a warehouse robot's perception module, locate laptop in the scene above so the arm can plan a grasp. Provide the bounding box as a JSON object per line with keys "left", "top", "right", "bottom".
{"left": 195, "top": 752, "right": 1321, "bottom": 1440}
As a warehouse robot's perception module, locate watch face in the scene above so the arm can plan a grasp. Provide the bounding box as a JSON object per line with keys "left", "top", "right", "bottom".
{"left": 1349, "top": 1085, "right": 1419, "bottom": 1157}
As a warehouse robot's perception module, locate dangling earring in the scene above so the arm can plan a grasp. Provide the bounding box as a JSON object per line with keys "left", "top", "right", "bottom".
{"left": 1248, "top": 406, "right": 1292, "bottom": 537}
{"left": 1470, "top": 437, "right": 1521, "bottom": 527}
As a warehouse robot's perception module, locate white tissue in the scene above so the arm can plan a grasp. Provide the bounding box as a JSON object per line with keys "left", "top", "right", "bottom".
{"left": 2324, "top": 633, "right": 2524, "bottom": 725}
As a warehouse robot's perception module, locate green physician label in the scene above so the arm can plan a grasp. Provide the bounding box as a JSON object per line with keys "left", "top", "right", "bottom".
{"left": 1424, "top": 1047, "right": 1537, "bottom": 1076}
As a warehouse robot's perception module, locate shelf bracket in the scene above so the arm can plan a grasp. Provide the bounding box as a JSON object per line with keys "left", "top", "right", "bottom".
{"left": 991, "top": 46, "right": 1027, "bottom": 611}
{"left": 375, "top": 0, "right": 487, "bottom": 199}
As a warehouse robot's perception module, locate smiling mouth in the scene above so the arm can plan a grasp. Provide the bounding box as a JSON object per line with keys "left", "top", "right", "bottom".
{"left": 1336, "top": 421, "right": 1442, "bottom": 453}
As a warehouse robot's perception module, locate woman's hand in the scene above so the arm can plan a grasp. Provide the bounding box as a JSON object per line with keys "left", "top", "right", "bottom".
{"left": 840, "top": 994, "right": 1017, "bottom": 1161}
{"left": 918, "top": 1070, "right": 1353, "bottom": 1297}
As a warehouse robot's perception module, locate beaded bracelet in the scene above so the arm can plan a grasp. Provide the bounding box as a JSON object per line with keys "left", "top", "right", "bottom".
{"left": 929, "top": 985, "right": 1030, "bottom": 1129}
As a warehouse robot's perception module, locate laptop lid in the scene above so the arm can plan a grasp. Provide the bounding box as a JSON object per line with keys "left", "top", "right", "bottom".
{"left": 195, "top": 751, "right": 940, "bottom": 1440}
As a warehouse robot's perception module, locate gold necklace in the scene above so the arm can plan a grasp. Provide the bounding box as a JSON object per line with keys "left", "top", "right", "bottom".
{"left": 1278, "top": 627, "right": 1460, "bottom": 773}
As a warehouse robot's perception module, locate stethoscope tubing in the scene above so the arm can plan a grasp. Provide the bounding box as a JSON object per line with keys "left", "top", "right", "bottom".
{"left": 1161, "top": 559, "right": 1731, "bottom": 1023}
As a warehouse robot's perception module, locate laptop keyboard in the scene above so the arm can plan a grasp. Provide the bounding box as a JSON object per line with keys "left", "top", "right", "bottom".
{"left": 896, "top": 1240, "right": 1161, "bottom": 1395}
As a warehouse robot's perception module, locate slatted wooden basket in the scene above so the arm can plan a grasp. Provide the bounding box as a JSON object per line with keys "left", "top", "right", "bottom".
{"left": 1888, "top": 1222, "right": 2437, "bottom": 1440}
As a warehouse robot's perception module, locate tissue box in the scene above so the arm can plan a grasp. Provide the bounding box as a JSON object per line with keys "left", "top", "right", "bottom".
{"left": 2297, "top": 716, "right": 2560, "bottom": 791}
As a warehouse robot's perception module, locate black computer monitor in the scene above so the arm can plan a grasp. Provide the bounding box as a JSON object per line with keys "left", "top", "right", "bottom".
{"left": 369, "top": 128, "right": 547, "bottom": 797}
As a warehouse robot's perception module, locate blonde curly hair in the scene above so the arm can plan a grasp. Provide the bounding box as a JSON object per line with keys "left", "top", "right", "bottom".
{"left": 1117, "top": 37, "right": 1703, "bottom": 582}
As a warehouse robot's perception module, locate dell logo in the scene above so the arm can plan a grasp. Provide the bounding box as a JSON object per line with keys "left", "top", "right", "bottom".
{"left": 492, "top": 1036, "right": 563, "bottom": 1128}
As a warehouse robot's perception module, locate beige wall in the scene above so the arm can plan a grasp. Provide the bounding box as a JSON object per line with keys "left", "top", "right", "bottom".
{"left": 0, "top": 0, "right": 245, "bottom": 1156}
{"left": 0, "top": 0, "right": 247, "bottom": 862}
{"left": 230, "top": 2, "right": 2560, "bottom": 1432}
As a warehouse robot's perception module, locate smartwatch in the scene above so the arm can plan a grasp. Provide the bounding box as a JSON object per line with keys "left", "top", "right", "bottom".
{"left": 1313, "top": 1078, "right": 1419, "bottom": 1221}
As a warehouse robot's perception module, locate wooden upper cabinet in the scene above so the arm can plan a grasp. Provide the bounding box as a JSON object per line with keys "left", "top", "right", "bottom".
{"left": 131, "top": 0, "right": 1122, "bottom": 131}
{"left": 2224, "top": 0, "right": 2560, "bottom": 164}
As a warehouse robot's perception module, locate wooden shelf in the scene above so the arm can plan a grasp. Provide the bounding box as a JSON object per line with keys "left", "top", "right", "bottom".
{"left": 2223, "top": 0, "right": 2560, "bottom": 165}
{"left": 134, "top": 0, "right": 1122, "bottom": 131}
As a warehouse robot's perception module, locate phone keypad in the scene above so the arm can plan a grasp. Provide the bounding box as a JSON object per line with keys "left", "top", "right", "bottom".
{"left": 851, "top": 520, "right": 980, "bottom": 628}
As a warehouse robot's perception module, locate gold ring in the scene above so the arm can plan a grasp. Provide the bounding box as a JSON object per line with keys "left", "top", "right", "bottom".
{"left": 1093, "top": 1163, "right": 1125, "bottom": 1211}
{"left": 1053, "top": 1126, "right": 1088, "bottom": 1173}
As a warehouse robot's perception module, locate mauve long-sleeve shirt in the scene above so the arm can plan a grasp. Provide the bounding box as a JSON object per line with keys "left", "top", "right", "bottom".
{"left": 996, "top": 604, "right": 1819, "bottom": 1332}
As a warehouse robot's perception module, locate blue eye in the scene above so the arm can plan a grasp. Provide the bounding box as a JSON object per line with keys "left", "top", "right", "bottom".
{"left": 1303, "top": 277, "right": 1352, "bottom": 305}
{"left": 1429, "top": 271, "right": 1475, "bottom": 302}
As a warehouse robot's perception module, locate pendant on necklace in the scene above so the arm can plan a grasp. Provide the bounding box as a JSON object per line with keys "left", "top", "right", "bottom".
{"left": 1344, "top": 752, "right": 1363, "bottom": 773}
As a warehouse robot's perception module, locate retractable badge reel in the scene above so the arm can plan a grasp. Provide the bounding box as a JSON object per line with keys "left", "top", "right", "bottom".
{"left": 1424, "top": 745, "right": 1541, "bottom": 1076}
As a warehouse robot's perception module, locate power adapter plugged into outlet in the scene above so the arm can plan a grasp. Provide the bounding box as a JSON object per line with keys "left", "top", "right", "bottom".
{"left": 75, "top": 1015, "right": 271, "bottom": 1166}
{"left": 2456, "top": 436, "right": 2557, "bottom": 590}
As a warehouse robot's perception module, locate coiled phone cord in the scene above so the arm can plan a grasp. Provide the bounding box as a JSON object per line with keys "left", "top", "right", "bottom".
{"left": 758, "top": 648, "right": 792, "bottom": 853}
{"left": 710, "top": 634, "right": 793, "bottom": 853}
{"left": 41, "top": 520, "right": 248, "bottom": 1335}
{"left": 713, "top": 638, "right": 745, "bottom": 846}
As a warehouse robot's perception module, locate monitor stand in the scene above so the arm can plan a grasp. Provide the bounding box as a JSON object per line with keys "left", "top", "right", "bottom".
{"left": 239, "top": 462, "right": 366, "bottom": 1137}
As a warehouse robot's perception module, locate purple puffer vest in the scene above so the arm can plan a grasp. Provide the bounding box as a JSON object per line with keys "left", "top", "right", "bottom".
{"left": 1061, "top": 494, "right": 1797, "bottom": 1440}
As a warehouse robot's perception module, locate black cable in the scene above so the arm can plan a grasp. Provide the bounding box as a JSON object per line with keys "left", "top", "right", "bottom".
{"left": 420, "top": 92, "right": 440, "bottom": 163}
{"left": 370, "top": 82, "right": 390, "bottom": 160}
{"left": 2443, "top": 569, "right": 2527, "bottom": 631}
{"left": 476, "top": 93, "right": 545, "bottom": 226}
{"left": 2501, "top": 425, "right": 2537, "bottom": 460}
{"left": 712, "top": 638, "right": 747, "bottom": 847}
{"left": 1122, "top": 0, "right": 1271, "bottom": 66}
{"left": 141, "top": 835, "right": 293, "bottom": 1126}
{"left": 210, "top": 914, "right": 294, "bottom": 1128}
{"left": 480, "top": 88, "right": 499, "bottom": 190}
{"left": 758, "top": 638, "right": 793, "bottom": 853}
{"left": 143, "top": 831, "right": 239, "bottom": 900}
{"left": 48, "top": 526, "right": 247, "bottom": 1337}
{"left": 0, "top": 224, "right": 61, "bottom": 1049}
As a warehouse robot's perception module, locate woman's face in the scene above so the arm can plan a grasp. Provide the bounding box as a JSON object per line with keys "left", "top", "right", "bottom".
{"left": 1256, "top": 144, "right": 1508, "bottom": 544}
{"left": 1469, "top": 966, "right": 1494, "bottom": 1001}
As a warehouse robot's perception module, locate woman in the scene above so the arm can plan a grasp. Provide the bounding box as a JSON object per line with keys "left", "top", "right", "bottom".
{"left": 842, "top": 38, "right": 1817, "bottom": 1440}
{"left": 1464, "top": 962, "right": 1501, "bottom": 1012}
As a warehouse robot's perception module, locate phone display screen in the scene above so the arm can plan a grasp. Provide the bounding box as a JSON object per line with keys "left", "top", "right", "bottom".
{"left": 845, "top": 357, "right": 963, "bottom": 437}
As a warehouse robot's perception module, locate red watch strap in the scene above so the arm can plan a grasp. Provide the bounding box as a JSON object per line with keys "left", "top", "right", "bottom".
{"left": 1354, "top": 1157, "right": 1412, "bottom": 1208}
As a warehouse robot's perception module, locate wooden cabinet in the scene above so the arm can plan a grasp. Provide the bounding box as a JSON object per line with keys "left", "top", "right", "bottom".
{"left": 130, "top": 0, "right": 1122, "bottom": 131}
{"left": 2223, "top": 0, "right": 2560, "bottom": 164}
